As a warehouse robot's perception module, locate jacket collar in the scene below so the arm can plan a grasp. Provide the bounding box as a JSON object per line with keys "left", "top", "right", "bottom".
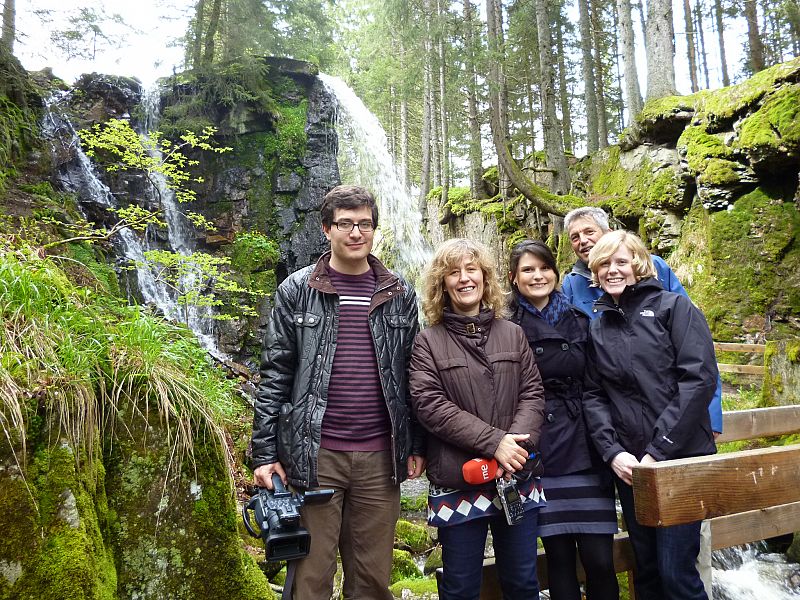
{"left": 307, "top": 252, "right": 404, "bottom": 312}
{"left": 592, "top": 277, "right": 663, "bottom": 315}
{"left": 442, "top": 307, "right": 495, "bottom": 337}
{"left": 570, "top": 259, "right": 592, "bottom": 280}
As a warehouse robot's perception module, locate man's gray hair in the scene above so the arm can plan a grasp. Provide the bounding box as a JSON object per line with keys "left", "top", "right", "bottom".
{"left": 563, "top": 206, "right": 610, "bottom": 232}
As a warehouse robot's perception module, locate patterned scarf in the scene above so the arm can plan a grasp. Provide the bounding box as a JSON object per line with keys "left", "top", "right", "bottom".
{"left": 518, "top": 290, "right": 570, "bottom": 327}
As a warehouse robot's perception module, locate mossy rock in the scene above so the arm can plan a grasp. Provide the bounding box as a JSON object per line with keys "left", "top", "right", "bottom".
{"left": 423, "top": 545, "right": 443, "bottom": 575}
{"left": 394, "top": 520, "right": 432, "bottom": 554}
{"left": 675, "top": 187, "right": 800, "bottom": 340}
{"left": 736, "top": 83, "right": 800, "bottom": 169}
{"left": 586, "top": 146, "right": 687, "bottom": 217}
{"left": 389, "top": 575, "right": 438, "bottom": 598}
{"left": 390, "top": 549, "right": 421, "bottom": 584}
{"left": 786, "top": 532, "right": 800, "bottom": 563}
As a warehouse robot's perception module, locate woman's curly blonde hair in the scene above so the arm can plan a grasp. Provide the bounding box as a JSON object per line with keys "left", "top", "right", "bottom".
{"left": 588, "top": 229, "right": 656, "bottom": 287}
{"left": 421, "top": 238, "right": 508, "bottom": 325}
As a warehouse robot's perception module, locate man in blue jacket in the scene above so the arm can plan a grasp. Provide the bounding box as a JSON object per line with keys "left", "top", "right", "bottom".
{"left": 561, "top": 206, "right": 722, "bottom": 597}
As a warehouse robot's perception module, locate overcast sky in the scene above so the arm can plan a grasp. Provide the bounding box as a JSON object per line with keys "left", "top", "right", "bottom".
{"left": 15, "top": 0, "right": 747, "bottom": 93}
{"left": 15, "top": 0, "right": 190, "bottom": 87}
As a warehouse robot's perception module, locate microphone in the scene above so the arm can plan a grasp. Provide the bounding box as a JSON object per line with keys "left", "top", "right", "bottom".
{"left": 462, "top": 458, "right": 499, "bottom": 485}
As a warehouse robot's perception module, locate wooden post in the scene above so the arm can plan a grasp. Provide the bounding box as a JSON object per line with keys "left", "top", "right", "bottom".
{"left": 632, "top": 444, "right": 800, "bottom": 527}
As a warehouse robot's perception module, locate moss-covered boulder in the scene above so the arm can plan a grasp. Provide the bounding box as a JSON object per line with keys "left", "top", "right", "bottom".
{"left": 389, "top": 576, "right": 438, "bottom": 598}
{"left": 423, "top": 545, "right": 443, "bottom": 576}
{"left": 787, "top": 532, "right": 800, "bottom": 564}
{"left": 670, "top": 187, "right": 800, "bottom": 340}
{"left": 394, "top": 520, "right": 432, "bottom": 554}
{"left": 390, "top": 549, "right": 421, "bottom": 584}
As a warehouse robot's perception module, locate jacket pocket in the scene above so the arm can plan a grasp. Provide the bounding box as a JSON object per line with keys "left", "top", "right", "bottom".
{"left": 293, "top": 311, "right": 323, "bottom": 327}
{"left": 385, "top": 314, "right": 411, "bottom": 328}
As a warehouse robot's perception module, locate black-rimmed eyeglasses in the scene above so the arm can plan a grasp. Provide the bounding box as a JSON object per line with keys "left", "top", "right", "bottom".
{"left": 332, "top": 220, "right": 375, "bottom": 232}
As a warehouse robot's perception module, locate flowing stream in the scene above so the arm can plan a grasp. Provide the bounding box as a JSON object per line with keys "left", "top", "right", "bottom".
{"left": 319, "top": 74, "right": 431, "bottom": 282}
{"left": 713, "top": 543, "right": 800, "bottom": 599}
{"left": 43, "top": 93, "right": 220, "bottom": 356}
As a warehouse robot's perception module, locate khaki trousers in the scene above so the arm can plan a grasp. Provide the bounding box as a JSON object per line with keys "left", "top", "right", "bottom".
{"left": 293, "top": 448, "right": 401, "bottom": 600}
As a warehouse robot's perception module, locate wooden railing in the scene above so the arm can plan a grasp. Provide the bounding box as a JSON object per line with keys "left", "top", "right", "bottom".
{"left": 714, "top": 341, "right": 766, "bottom": 375}
{"left": 463, "top": 404, "right": 800, "bottom": 598}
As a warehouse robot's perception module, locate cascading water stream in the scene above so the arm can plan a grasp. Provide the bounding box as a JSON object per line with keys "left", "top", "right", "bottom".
{"left": 42, "top": 94, "right": 219, "bottom": 356}
{"left": 137, "top": 87, "right": 218, "bottom": 354}
{"left": 319, "top": 74, "right": 431, "bottom": 282}
{"left": 42, "top": 99, "right": 171, "bottom": 310}
{"left": 713, "top": 543, "right": 800, "bottom": 599}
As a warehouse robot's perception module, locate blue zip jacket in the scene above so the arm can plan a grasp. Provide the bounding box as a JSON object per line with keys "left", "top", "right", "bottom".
{"left": 562, "top": 257, "right": 723, "bottom": 434}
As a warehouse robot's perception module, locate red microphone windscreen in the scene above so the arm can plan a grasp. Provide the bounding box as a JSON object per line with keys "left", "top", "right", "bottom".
{"left": 462, "top": 458, "right": 498, "bottom": 484}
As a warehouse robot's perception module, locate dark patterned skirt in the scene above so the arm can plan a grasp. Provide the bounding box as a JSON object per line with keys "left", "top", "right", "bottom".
{"left": 537, "top": 469, "right": 618, "bottom": 537}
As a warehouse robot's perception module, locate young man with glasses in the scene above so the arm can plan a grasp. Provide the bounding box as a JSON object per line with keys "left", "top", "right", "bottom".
{"left": 252, "top": 184, "right": 426, "bottom": 599}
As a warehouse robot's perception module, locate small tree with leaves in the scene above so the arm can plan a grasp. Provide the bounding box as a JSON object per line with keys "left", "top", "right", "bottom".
{"left": 43, "top": 119, "right": 269, "bottom": 323}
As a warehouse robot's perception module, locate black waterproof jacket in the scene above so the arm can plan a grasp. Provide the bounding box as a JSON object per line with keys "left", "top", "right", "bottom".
{"left": 583, "top": 278, "right": 718, "bottom": 464}
{"left": 509, "top": 297, "right": 595, "bottom": 476}
{"left": 251, "top": 252, "right": 424, "bottom": 489}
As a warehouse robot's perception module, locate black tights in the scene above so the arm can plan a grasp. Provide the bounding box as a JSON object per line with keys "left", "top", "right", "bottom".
{"left": 542, "top": 533, "right": 619, "bottom": 600}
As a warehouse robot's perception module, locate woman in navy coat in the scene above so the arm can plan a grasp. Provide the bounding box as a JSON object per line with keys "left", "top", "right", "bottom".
{"left": 508, "top": 240, "right": 619, "bottom": 600}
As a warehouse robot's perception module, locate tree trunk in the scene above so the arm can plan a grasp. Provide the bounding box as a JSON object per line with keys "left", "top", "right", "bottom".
{"left": 555, "top": 22, "right": 574, "bottom": 153}
{"left": 714, "top": 0, "right": 730, "bottom": 85}
{"left": 578, "top": 0, "right": 599, "bottom": 152}
{"left": 744, "top": 0, "right": 765, "bottom": 71}
{"left": 399, "top": 41, "right": 411, "bottom": 192}
{"left": 1, "top": 0, "right": 15, "bottom": 53}
{"left": 463, "top": 0, "right": 484, "bottom": 199}
{"left": 420, "top": 0, "right": 434, "bottom": 204}
{"left": 486, "top": 0, "right": 511, "bottom": 198}
{"left": 695, "top": 0, "right": 710, "bottom": 89}
{"left": 645, "top": 0, "right": 677, "bottom": 99}
{"left": 618, "top": 0, "right": 643, "bottom": 118}
{"left": 535, "top": 0, "right": 571, "bottom": 194}
{"left": 202, "top": 0, "right": 222, "bottom": 66}
{"left": 684, "top": 0, "right": 699, "bottom": 91}
{"left": 437, "top": 0, "right": 450, "bottom": 205}
{"left": 191, "top": 0, "right": 205, "bottom": 68}
{"left": 591, "top": 0, "right": 609, "bottom": 148}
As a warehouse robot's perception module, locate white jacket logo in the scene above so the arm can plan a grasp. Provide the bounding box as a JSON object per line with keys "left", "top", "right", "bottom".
{"left": 639, "top": 309, "right": 655, "bottom": 317}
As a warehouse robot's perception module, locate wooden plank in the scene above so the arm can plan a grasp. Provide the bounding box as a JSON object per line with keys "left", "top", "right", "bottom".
{"left": 710, "top": 501, "right": 800, "bottom": 550}
{"left": 717, "top": 363, "right": 763, "bottom": 375}
{"left": 718, "top": 405, "right": 800, "bottom": 443}
{"left": 632, "top": 444, "right": 800, "bottom": 527}
{"left": 714, "top": 342, "right": 766, "bottom": 353}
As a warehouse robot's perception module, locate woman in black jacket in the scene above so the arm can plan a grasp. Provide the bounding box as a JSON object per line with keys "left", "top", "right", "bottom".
{"left": 584, "top": 230, "right": 718, "bottom": 600}
{"left": 508, "top": 240, "right": 619, "bottom": 600}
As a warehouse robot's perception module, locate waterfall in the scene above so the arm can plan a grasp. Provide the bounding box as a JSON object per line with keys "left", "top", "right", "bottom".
{"left": 319, "top": 74, "right": 431, "bottom": 282}
{"left": 42, "top": 94, "right": 220, "bottom": 356}
{"left": 42, "top": 100, "right": 170, "bottom": 309}
{"left": 713, "top": 543, "right": 800, "bottom": 599}
{"left": 136, "top": 87, "right": 218, "bottom": 352}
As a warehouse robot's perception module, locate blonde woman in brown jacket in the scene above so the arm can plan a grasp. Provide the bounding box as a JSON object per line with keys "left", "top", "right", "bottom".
{"left": 410, "top": 238, "right": 546, "bottom": 600}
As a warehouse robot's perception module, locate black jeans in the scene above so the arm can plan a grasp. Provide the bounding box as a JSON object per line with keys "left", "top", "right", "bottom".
{"left": 616, "top": 477, "right": 707, "bottom": 600}
{"left": 542, "top": 533, "right": 619, "bottom": 600}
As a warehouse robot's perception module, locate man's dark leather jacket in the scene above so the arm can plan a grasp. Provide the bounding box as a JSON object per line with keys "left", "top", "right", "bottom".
{"left": 252, "top": 252, "right": 424, "bottom": 488}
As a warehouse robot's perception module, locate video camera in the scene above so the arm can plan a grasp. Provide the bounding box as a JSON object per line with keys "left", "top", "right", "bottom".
{"left": 242, "top": 473, "right": 334, "bottom": 562}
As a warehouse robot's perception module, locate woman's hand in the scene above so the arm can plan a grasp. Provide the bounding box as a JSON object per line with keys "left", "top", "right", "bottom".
{"left": 494, "top": 433, "right": 530, "bottom": 474}
{"left": 610, "top": 451, "right": 640, "bottom": 485}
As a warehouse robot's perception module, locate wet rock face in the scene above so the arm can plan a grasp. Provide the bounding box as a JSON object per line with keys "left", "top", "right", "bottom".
{"left": 68, "top": 73, "right": 142, "bottom": 127}
{"left": 284, "top": 78, "right": 339, "bottom": 273}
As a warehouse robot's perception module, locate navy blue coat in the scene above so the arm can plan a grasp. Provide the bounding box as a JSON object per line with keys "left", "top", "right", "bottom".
{"left": 583, "top": 278, "right": 718, "bottom": 464}
{"left": 510, "top": 298, "right": 595, "bottom": 476}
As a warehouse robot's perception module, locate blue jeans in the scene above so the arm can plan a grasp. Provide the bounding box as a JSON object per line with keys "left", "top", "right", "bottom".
{"left": 438, "top": 508, "right": 540, "bottom": 600}
{"left": 616, "top": 478, "right": 708, "bottom": 600}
